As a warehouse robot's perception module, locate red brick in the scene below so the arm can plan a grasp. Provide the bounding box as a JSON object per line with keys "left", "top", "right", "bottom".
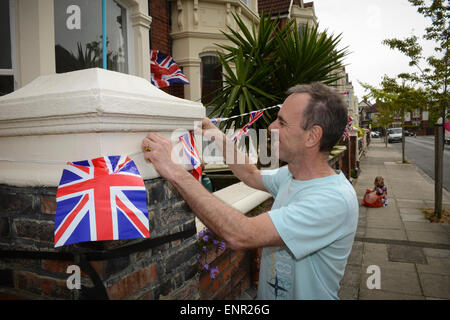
{"left": 199, "top": 271, "right": 211, "bottom": 290}
{"left": 106, "top": 263, "right": 157, "bottom": 299}
{"left": 42, "top": 259, "right": 87, "bottom": 276}
{"left": 15, "top": 271, "right": 72, "bottom": 299}
{"left": 41, "top": 196, "right": 56, "bottom": 215}
{"left": 0, "top": 292, "right": 26, "bottom": 300}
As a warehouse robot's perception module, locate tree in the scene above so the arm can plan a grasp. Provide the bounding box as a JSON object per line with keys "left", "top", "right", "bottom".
{"left": 382, "top": 0, "right": 449, "bottom": 217}
{"left": 206, "top": 12, "right": 349, "bottom": 137}
{"left": 371, "top": 101, "right": 397, "bottom": 148}
{"left": 361, "top": 77, "right": 427, "bottom": 160}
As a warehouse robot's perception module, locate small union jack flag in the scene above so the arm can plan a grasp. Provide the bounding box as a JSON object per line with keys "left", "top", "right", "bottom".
{"left": 210, "top": 118, "right": 227, "bottom": 124}
{"left": 230, "top": 110, "right": 264, "bottom": 142}
{"left": 179, "top": 131, "right": 202, "bottom": 181}
{"left": 150, "top": 49, "right": 189, "bottom": 88}
{"left": 54, "top": 156, "right": 149, "bottom": 247}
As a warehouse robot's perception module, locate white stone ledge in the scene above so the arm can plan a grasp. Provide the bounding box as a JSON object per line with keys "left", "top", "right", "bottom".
{"left": 0, "top": 68, "right": 205, "bottom": 187}
{"left": 195, "top": 182, "right": 272, "bottom": 232}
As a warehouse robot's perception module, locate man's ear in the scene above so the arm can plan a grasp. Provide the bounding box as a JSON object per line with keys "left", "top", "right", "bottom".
{"left": 305, "top": 125, "right": 323, "bottom": 148}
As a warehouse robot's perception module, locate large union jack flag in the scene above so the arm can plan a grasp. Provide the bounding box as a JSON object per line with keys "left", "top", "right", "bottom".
{"left": 179, "top": 131, "right": 202, "bottom": 181}
{"left": 54, "top": 156, "right": 150, "bottom": 247}
{"left": 230, "top": 110, "right": 264, "bottom": 142}
{"left": 150, "top": 49, "right": 189, "bottom": 88}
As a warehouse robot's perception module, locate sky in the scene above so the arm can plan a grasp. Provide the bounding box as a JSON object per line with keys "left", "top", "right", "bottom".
{"left": 313, "top": 0, "right": 437, "bottom": 101}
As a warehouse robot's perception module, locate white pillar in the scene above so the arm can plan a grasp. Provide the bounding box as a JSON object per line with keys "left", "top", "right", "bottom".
{"left": 15, "top": 0, "right": 56, "bottom": 87}
{"left": 0, "top": 68, "right": 205, "bottom": 187}
{"left": 179, "top": 60, "right": 201, "bottom": 102}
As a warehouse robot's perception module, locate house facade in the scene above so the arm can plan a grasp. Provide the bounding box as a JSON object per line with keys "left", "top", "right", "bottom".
{"left": 1, "top": 0, "right": 318, "bottom": 101}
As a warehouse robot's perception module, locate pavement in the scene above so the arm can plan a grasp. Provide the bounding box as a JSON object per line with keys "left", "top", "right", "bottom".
{"left": 338, "top": 138, "right": 450, "bottom": 300}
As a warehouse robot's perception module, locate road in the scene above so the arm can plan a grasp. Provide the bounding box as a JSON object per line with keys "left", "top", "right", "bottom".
{"left": 386, "top": 135, "right": 450, "bottom": 192}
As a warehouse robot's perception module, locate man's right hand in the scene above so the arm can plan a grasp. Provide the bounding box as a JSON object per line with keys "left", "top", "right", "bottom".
{"left": 196, "top": 117, "right": 224, "bottom": 141}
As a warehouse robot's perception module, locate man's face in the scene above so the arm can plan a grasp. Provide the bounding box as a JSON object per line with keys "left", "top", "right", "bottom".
{"left": 269, "top": 93, "right": 311, "bottom": 163}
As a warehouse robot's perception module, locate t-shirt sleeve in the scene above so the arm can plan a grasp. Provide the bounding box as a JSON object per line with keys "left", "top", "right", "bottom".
{"left": 268, "top": 191, "right": 349, "bottom": 260}
{"left": 261, "top": 166, "right": 288, "bottom": 198}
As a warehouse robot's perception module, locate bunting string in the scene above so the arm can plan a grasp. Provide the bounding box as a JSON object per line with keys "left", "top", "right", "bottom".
{"left": 210, "top": 104, "right": 282, "bottom": 124}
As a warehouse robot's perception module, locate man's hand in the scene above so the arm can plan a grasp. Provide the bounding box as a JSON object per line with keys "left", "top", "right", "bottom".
{"left": 142, "top": 133, "right": 183, "bottom": 180}
{"left": 195, "top": 117, "right": 225, "bottom": 141}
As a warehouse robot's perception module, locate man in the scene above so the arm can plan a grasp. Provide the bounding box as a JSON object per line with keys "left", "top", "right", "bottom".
{"left": 142, "top": 82, "right": 358, "bottom": 299}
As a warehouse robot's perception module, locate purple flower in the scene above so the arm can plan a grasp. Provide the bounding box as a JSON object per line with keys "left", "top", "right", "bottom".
{"left": 203, "top": 263, "right": 209, "bottom": 271}
{"left": 202, "top": 246, "right": 208, "bottom": 252}
{"left": 212, "top": 239, "right": 219, "bottom": 246}
{"left": 202, "top": 234, "right": 209, "bottom": 242}
{"left": 209, "top": 266, "right": 219, "bottom": 279}
{"left": 218, "top": 241, "right": 226, "bottom": 251}
{"left": 198, "top": 230, "right": 206, "bottom": 238}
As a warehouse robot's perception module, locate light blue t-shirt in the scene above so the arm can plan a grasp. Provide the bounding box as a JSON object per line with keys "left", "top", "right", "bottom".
{"left": 258, "top": 166, "right": 358, "bottom": 300}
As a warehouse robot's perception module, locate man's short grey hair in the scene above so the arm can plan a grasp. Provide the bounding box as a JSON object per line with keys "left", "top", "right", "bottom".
{"left": 287, "top": 82, "right": 348, "bottom": 152}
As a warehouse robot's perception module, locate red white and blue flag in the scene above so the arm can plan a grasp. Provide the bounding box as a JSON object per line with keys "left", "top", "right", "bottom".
{"left": 54, "top": 156, "right": 149, "bottom": 247}
{"left": 150, "top": 49, "right": 189, "bottom": 88}
{"left": 230, "top": 110, "right": 264, "bottom": 142}
{"left": 179, "top": 131, "right": 202, "bottom": 181}
{"left": 343, "top": 115, "right": 353, "bottom": 140}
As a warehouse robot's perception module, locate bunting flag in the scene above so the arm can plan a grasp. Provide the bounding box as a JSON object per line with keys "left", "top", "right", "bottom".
{"left": 230, "top": 110, "right": 265, "bottom": 142}
{"left": 179, "top": 131, "right": 202, "bottom": 181}
{"left": 343, "top": 115, "right": 353, "bottom": 140}
{"left": 150, "top": 49, "right": 189, "bottom": 88}
{"left": 54, "top": 156, "right": 150, "bottom": 247}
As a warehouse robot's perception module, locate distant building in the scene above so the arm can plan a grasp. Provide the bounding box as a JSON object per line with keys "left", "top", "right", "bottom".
{"left": 330, "top": 66, "right": 359, "bottom": 128}
{"left": 359, "top": 100, "right": 377, "bottom": 129}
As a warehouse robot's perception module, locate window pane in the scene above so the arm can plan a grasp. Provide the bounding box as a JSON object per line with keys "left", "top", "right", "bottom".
{"left": 0, "top": 0, "right": 12, "bottom": 69}
{"left": 54, "top": 0, "right": 128, "bottom": 73}
{"left": 107, "top": 1, "right": 128, "bottom": 73}
{"left": 0, "top": 76, "right": 14, "bottom": 96}
{"left": 201, "top": 56, "right": 222, "bottom": 105}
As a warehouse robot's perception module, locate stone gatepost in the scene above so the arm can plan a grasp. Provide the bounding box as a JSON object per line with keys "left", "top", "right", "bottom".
{"left": 0, "top": 68, "right": 205, "bottom": 300}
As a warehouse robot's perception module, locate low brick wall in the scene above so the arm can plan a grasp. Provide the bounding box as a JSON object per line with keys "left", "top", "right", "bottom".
{"left": 0, "top": 178, "right": 198, "bottom": 300}
{"left": 198, "top": 198, "right": 274, "bottom": 300}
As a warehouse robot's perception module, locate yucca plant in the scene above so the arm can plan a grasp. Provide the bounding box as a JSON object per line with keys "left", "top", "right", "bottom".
{"left": 206, "top": 12, "right": 349, "bottom": 134}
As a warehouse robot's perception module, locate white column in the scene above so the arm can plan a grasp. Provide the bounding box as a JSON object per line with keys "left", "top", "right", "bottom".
{"left": 0, "top": 68, "right": 205, "bottom": 187}
{"left": 15, "top": 0, "right": 56, "bottom": 87}
{"left": 179, "top": 60, "right": 202, "bottom": 102}
{"left": 131, "top": 9, "right": 152, "bottom": 80}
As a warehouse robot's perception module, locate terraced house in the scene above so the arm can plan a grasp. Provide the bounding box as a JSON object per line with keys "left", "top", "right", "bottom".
{"left": 0, "top": 0, "right": 361, "bottom": 300}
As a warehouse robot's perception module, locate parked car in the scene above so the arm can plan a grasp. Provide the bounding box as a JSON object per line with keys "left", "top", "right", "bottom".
{"left": 370, "top": 131, "right": 380, "bottom": 138}
{"left": 445, "top": 130, "right": 450, "bottom": 145}
{"left": 404, "top": 130, "right": 414, "bottom": 136}
{"left": 387, "top": 128, "right": 402, "bottom": 143}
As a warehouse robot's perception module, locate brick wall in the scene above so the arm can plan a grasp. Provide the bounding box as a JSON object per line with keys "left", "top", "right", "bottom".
{"left": 149, "top": 0, "right": 185, "bottom": 99}
{"left": 198, "top": 199, "right": 273, "bottom": 300}
{"left": 0, "top": 178, "right": 198, "bottom": 300}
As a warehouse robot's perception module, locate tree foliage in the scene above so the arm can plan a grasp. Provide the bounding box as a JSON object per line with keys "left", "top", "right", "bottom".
{"left": 382, "top": 0, "right": 449, "bottom": 124}
{"left": 206, "top": 12, "right": 349, "bottom": 132}
{"left": 361, "top": 76, "right": 428, "bottom": 159}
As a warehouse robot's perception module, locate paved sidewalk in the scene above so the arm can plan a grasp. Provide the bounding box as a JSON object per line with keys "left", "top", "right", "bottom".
{"left": 338, "top": 139, "right": 450, "bottom": 300}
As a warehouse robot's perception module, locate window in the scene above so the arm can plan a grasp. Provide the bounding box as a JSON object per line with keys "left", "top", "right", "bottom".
{"left": 241, "top": 0, "right": 252, "bottom": 9}
{"left": 0, "top": 0, "right": 15, "bottom": 96}
{"left": 54, "top": 0, "right": 130, "bottom": 74}
{"left": 201, "top": 55, "right": 222, "bottom": 105}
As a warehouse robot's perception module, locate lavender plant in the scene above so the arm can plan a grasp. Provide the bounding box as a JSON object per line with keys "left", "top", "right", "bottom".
{"left": 197, "top": 228, "right": 226, "bottom": 279}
